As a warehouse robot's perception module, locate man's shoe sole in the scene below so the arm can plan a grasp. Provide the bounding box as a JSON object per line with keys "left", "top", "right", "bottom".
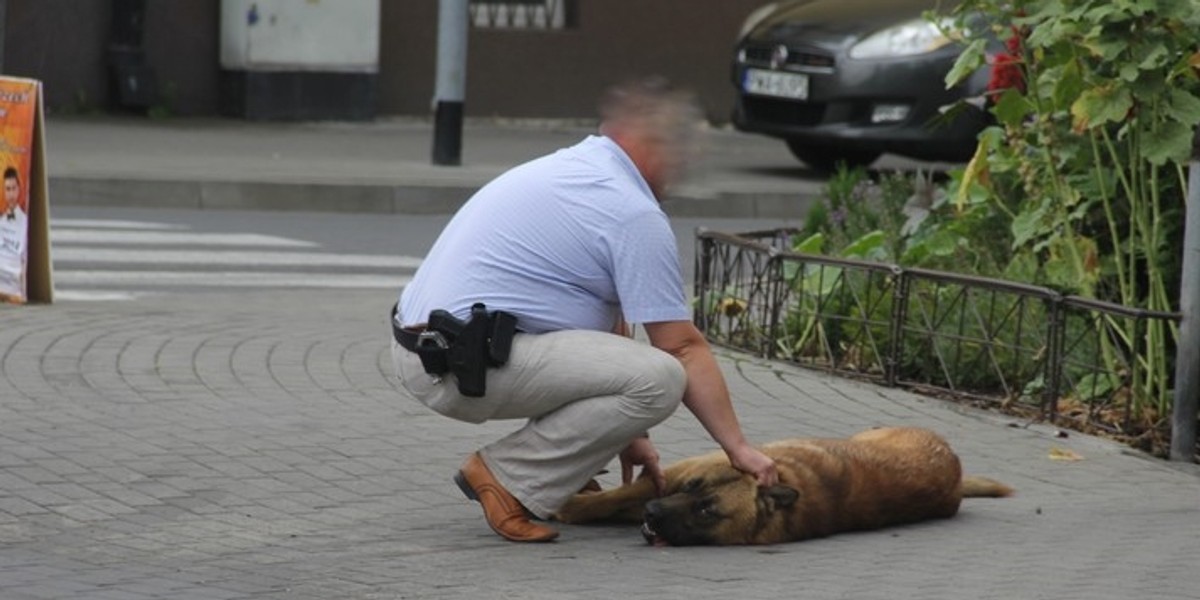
{"left": 454, "top": 471, "right": 479, "bottom": 501}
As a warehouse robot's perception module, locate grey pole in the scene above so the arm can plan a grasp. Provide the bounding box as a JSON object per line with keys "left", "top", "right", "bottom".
{"left": 1170, "top": 127, "right": 1200, "bottom": 462}
{"left": 432, "top": 0, "right": 468, "bottom": 166}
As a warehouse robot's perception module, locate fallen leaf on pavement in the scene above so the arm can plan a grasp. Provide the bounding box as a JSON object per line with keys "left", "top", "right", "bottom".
{"left": 1048, "top": 447, "right": 1084, "bottom": 461}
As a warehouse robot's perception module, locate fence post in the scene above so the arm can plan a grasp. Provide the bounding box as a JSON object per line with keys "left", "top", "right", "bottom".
{"left": 763, "top": 254, "right": 778, "bottom": 359}
{"left": 693, "top": 228, "right": 712, "bottom": 331}
{"left": 1043, "top": 296, "right": 1065, "bottom": 423}
{"left": 1169, "top": 127, "right": 1200, "bottom": 462}
{"left": 886, "top": 268, "right": 909, "bottom": 387}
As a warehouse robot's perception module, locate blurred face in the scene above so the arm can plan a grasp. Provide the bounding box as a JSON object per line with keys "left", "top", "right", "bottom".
{"left": 646, "top": 141, "right": 690, "bottom": 200}
{"left": 4, "top": 176, "right": 17, "bottom": 208}
{"left": 628, "top": 114, "right": 696, "bottom": 201}
{"left": 599, "top": 83, "right": 701, "bottom": 201}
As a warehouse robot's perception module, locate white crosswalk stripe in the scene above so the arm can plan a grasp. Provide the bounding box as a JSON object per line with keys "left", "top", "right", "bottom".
{"left": 53, "top": 248, "right": 423, "bottom": 269}
{"left": 51, "top": 218, "right": 418, "bottom": 300}
{"left": 53, "top": 218, "right": 189, "bottom": 231}
{"left": 52, "top": 229, "right": 320, "bottom": 247}
{"left": 55, "top": 270, "right": 414, "bottom": 289}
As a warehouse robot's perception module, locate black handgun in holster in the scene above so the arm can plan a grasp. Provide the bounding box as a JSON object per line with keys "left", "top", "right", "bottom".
{"left": 420, "top": 303, "right": 517, "bottom": 397}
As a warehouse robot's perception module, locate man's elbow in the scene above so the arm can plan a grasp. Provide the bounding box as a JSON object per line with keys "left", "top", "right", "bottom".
{"left": 645, "top": 321, "right": 708, "bottom": 358}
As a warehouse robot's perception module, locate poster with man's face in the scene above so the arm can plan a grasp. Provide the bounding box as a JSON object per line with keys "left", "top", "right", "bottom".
{"left": 0, "top": 78, "right": 37, "bottom": 303}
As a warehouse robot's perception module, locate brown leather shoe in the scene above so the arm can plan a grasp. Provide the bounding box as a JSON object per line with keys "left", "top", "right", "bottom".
{"left": 454, "top": 453, "right": 559, "bottom": 542}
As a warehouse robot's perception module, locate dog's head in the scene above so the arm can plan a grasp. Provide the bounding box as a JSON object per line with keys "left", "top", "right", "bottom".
{"left": 642, "top": 468, "right": 799, "bottom": 546}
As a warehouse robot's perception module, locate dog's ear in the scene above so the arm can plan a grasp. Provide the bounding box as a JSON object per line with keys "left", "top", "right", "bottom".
{"left": 761, "top": 485, "right": 799, "bottom": 509}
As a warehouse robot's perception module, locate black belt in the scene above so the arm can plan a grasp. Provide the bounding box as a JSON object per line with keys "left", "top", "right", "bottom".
{"left": 393, "top": 324, "right": 423, "bottom": 353}
{"left": 390, "top": 304, "right": 424, "bottom": 352}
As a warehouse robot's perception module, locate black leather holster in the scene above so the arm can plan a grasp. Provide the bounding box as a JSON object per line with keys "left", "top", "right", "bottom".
{"left": 392, "top": 302, "right": 516, "bottom": 397}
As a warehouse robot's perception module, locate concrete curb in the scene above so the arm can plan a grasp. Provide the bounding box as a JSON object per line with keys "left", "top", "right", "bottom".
{"left": 50, "top": 177, "right": 816, "bottom": 219}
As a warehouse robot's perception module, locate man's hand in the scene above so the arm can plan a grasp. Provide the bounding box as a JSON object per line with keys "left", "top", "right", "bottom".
{"left": 620, "top": 436, "right": 666, "bottom": 496}
{"left": 726, "top": 443, "right": 778, "bottom": 487}
{"left": 642, "top": 320, "right": 778, "bottom": 488}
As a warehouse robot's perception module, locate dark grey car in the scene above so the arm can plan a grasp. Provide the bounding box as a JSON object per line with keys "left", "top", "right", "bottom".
{"left": 731, "top": 0, "right": 991, "bottom": 172}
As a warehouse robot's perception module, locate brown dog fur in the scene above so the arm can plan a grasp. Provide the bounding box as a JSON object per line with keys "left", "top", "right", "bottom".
{"left": 553, "top": 427, "right": 1012, "bottom": 545}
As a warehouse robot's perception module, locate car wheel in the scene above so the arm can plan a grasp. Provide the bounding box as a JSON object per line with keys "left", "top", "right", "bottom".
{"left": 786, "top": 140, "right": 882, "bottom": 173}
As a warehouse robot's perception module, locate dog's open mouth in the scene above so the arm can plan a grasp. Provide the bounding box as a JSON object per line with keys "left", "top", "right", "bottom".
{"left": 641, "top": 522, "right": 669, "bottom": 547}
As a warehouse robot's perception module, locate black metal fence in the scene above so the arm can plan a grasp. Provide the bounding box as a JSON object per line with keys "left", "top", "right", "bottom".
{"left": 694, "top": 228, "right": 1182, "bottom": 445}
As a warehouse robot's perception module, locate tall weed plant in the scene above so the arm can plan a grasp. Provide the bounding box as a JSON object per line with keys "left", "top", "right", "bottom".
{"left": 942, "top": 0, "right": 1200, "bottom": 420}
{"left": 796, "top": 0, "right": 1199, "bottom": 428}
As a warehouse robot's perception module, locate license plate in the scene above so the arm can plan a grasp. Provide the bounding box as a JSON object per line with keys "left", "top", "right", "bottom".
{"left": 743, "top": 69, "right": 809, "bottom": 100}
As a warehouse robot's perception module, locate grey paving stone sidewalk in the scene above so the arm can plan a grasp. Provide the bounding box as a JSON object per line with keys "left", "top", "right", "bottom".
{"left": 1, "top": 289, "right": 1198, "bottom": 599}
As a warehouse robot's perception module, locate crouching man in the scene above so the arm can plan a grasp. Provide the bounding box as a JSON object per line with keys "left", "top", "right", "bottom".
{"left": 390, "top": 77, "right": 777, "bottom": 542}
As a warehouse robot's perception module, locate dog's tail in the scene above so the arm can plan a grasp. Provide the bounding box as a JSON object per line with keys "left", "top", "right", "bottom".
{"left": 961, "top": 476, "right": 1014, "bottom": 498}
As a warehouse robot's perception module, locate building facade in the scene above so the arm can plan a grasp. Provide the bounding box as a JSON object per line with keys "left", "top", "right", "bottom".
{"left": 1, "top": 0, "right": 768, "bottom": 122}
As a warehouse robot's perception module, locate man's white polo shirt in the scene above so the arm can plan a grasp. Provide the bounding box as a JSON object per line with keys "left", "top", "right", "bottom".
{"left": 398, "top": 135, "right": 689, "bottom": 334}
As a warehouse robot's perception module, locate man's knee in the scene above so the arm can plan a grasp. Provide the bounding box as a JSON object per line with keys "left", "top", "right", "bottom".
{"left": 638, "top": 349, "right": 686, "bottom": 418}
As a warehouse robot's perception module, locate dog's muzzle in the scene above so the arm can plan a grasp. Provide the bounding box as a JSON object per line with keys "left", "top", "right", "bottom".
{"left": 642, "top": 522, "right": 669, "bottom": 546}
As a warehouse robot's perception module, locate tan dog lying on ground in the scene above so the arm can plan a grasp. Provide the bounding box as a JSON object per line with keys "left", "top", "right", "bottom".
{"left": 553, "top": 427, "right": 1012, "bottom": 546}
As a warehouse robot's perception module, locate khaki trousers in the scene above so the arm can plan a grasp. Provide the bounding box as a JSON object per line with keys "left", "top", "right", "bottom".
{"left": 391, "top": 329, "right": 685, "bottom": 518}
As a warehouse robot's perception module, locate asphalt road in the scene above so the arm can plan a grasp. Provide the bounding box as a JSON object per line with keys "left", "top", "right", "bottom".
{"left": 47, "top": 206, "right": 801, "bottom": 300}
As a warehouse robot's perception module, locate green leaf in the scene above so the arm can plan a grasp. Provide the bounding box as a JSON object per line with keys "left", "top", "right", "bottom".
{"left": 783, "top": 261, "right": 802, "bottom": 282}
{"left": 793, "top": 232, "right": 825, "bottom": 255}
{"left": 1168, "top": 51, "right": 1200, "bottom": 83}
{"left": 1067, "top": 198, "right": 1091, "bottom": 221}
{"left": 1023, "top": 0, "right": 1065, "bottom": 24}
{"left": 1004, "top": 252, "right": 1040, "bottom": 283}
{"left": 1124, "top": 0, "right": 1154, "bottom": 18}
{"left": 1164, "top": 88, "right": 1200, "bottom": 128}
{"left": 1074, "top": 373, "right": 1118, "bottom": 402}
{"left": 1051, "top": 61, "right": 1084, "bottom": 111}
{"left": 841, "top": 231, "right": 887, "bottom": 260}
{"left": 1084, "top": 5, "right": 1119, "bottom": 21}
{"left": 1042, "top": 258, "right": 1079, "bottom": 293}
{"left": 1026, "top": 18, "right": 1068, "bottom": 50}
{"left": 1141, "top": 125, "right": 1193, "bottom": 165}
{"left": 963, "top": 180, "right": 991, "bottom": 206}
{"left": 922, "top": 229, "right": 960, "bottom": 257}
{"left": 803, "top": 265, "right": 842, "bottom": 297}
{"left": 1011, "top": 204, "right": 1047, "bottom": 249}
{"left": 1083, "top": 35, "right": 1127, "bottom": 61}
{"left": 1137, "top": 44, "right": 1170, "bottom": 70}
{"left": 992, "top": 88, "right": 1033, "bottom": 126}
{"left": 1022, "top": 374, "right": 1046, "bottom": 401}
{"left": 977, "top": 125, "right": 1006, "bottom": 148}
{"left": 953, "top": 139, "right": 992, "bottom": 212}
{"left": 1159, "top": 0, "right": 1198, "bottom": 20}
{"left": 1070, "top": 85, "right": 1132, "bottom": 131}
{"left": 945, "top": 39, "right": 986, "bottom": 88}
{"left": 899, "top": 242, "right": 928, "bottom": 266}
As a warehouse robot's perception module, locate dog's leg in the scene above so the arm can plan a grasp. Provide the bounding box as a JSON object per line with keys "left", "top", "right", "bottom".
{"left": 553, "top": 476, "right": 659, "bottom": 524}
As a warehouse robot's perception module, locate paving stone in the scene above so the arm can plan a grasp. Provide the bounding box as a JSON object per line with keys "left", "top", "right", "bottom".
{"left": 1, "top": 289, "right": 1197, "bottom": 599}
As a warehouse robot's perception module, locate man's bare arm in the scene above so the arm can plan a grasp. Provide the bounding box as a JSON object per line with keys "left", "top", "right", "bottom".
{"left": 642, "top": 320, "right": 778, "bottom": 486}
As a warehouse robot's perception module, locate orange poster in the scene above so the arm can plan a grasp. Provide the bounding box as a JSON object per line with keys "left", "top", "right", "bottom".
{"left": 0, "top": 78, "right": 39, "bottom": 303}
